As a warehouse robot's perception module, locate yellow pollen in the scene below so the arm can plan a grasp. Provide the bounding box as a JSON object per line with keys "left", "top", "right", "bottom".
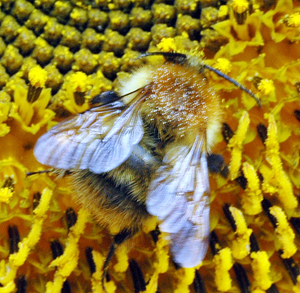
{"left": 157, "top": 37, "right": 177, "bottom": 52}
{"left": 228, "top": 111, "right": 250, "bottom": 180}
{"left": 68, "top": 71, "right": 88, "bottom": 92}
{"left": 257, "top": 79, "right": 275, "bottom": 95}
{"left": 28, "top": 66, "right": 48, "bottom": 88}
{"left": 250, "top": 251, "right": 272, "bottom": 291}
{"left": 215, "top": 58, "right": 232, "bottom": 74}
{"left": 229, "top": 206, "right": 252, "bottom": 259}
{"left": 261, "top": 114, "right": 297, "bottom": 209}
{"left": 242, "top": 162, "right": 263, "bottom": 215}
{"left": 214, "top": 248, "right": 233, "bottom": 291}
{"left": 0, "top": 187, "right": 13, "bottom": 204}
{"left": 269, "top": 206, "right": 297, "bottom": 258}
{"left": 285, "top": 13, "right": 300, "bottom": 27}
{"left": 231, "top": 0, "right": 249, "bottom": 14}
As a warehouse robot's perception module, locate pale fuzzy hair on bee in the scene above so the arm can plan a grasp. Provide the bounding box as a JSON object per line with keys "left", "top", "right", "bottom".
{"left": 119, "top": 56, "right": 223, "bottom": 152}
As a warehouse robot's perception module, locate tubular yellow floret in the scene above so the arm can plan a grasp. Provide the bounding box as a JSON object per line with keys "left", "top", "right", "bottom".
{"left": 0, "top": 187, "right": 13, "bottom": 203}
{"left": 92, "top": 250, "right": 104, "bottom": 276}
{"left": 229, "top": 206, "right": 252, "bottom": 259}
{"left": 27, "top": 65, "right": 48, "bottom": 103}
{"left": 144, "top": 233, "right": 169, "bottom": 293}
{"left": 145, "top": 272, "right": 159, "bottom": 293}
{"left": 157, "top": 37, "right": 177, "bottom": 52}
{"left": 214, "top": 247, "right": 233, "bottom": 292}
{"left": 0, "top": 281, "right": 15, "bottom": 292}
{"left": 293, "top": 275, "right": 300, "bottom": 293}
{"left": 231, "top": 0, "right": 249, "bottom": 14}
{"left": 219, "top": 5, "right": 229, "bottom": 17}
{"left": 0, "top": 188, "right": 52, "bottom": 287}
{"left": 114, "top": 244, "right": 129, "bottom": 272}
{"left": 285, "top": 13, "right": 300, "bottom": 27}
{"left": 71, "top": 208, "right": 89, "bottom": 236}
{"left": 68, "top": 71, "right": 88, "bottom": 93}
{"left": 242, "top": 162, "right": 263, "bottom": 215}
{"left": 174, "top": 268, "right": 195, "bottom": 293}
{"left": 262, "top": 114, "right": 297, "bottom": 209}
{"left": 63, "top": 71, "right": 90, "bottom": 110}
{"left": 91, "top": 250, "right": 117, "bottom": 293}
{"left": 46, "top": 208, "right": 88, "bottom": 293}
{"left": 34, "top": 187, "right": 52, "bottom": 216}
{"left": 28, "top": 65, "right": 48, "bottom": 88}
{"left": 251, "top": 251, "right": 272, "bottom": 291}
{"left": 154, "top": 232, "right": 170, "bottom": 274}
{"left": 269, "top": 205, "right": 297, "bottom": 258}
{"left": 214, "top": 58, "right": 232, "bottom": 74}
{"left": 228, "top": 111, "right": 250, "bottom": 180}
{"left": 257, "top": 79, "right": 275, "bottom": 96}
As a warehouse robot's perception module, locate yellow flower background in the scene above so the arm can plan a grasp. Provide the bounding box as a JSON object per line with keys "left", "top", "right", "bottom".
{"left": 0, "top": 0, "right": 300, "bottom": 292}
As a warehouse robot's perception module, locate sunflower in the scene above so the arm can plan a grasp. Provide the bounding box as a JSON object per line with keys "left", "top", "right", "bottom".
{"left": 0, "top": 0, "right": 300, "bottom": 292}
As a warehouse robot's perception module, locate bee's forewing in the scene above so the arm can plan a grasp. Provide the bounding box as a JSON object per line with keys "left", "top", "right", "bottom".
{"left": 34, "top": 100, "right": 144, "bottom": 173}
{"left": 147, "top": 134, "right": 210, "bottom": 268}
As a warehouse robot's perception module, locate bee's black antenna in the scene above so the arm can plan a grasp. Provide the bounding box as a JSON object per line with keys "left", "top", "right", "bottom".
{"left": 203, "top": 64, "right": 261, "bottom": 107}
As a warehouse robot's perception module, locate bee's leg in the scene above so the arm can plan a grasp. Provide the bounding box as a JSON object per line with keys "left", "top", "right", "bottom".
{"left": 102, "top": 229, "right": 137, "bottom": 292}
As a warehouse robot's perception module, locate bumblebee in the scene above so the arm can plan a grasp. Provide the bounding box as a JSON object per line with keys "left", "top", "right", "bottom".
{"left": 34, "top": 52, "right": 257, "bottom": 273}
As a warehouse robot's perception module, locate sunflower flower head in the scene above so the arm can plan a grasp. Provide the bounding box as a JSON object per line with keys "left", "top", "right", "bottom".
{"left": 0, "top": 0, "right": 300, "bottom": 292}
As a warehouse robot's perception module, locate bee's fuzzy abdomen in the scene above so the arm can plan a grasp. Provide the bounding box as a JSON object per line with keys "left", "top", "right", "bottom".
{"left": 71, "top": 170, "right": 151, "bottom": 232}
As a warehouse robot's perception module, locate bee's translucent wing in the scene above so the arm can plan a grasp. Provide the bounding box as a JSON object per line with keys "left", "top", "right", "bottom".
{"left": 34, "top": 98, "right": 144, "bottom": 173}
{"left": 146, "top": 134, "right": 210, "bottom": 268}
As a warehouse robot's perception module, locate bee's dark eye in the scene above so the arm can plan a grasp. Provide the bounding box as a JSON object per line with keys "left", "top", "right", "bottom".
{"left": 90, "top": 91, "right": 120, "bottom": 105}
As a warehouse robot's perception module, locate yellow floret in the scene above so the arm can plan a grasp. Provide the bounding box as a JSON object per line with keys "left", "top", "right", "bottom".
{"left": 174, "top": 268, "right": 195, "bottom": 293}
{"left": 154, "top": 232, "right": 169, "bottom": 274}
{"left": 71, "top": 208, "right": 89, "bottom": 236}
{"left": 251, "top": 251, "right": 272, "bottom": 290}
{"left": 219, "top": 5, "right": 229, "bottom": 17}
{"left": 214, "top": 247, "right": 233, "bottom": 291}
{"left": 231, "top": 0, "right": 249, "bottom": 14}
{"left": 47, "top": 208, "right": 89, "bottom": 292}
{"left": 157, "top": 37, "right": 177, "bottom": 52}
{"left": 293, "top": 275, "right": 300, "bottom": 293}
{"left": 270, "top": 206, "right": 297, "bottom": 258}
{"left": 28, "top": 65, "right": 48, "bottom": 88}
{"left": 229, "top": 206, "right": 252, "bottom": 259}
{"left": 286, "top": 13, "right": 300, "bottom": 27}
{"left": 242, "top": 162, "right": 263, "bottom": 215}
{"left": 68, "top": 71, "right": 88, "bottom": 93}
{"left": 0, "top": 281, "right": 15, "bottom": 292}
{"left": 262, "top": 114, "right": 297, "bottom": 209}
{"left": 91, "top": 251, "right": 104, "bottom": 292}
{"left": 0, "top": 187, "right": 13, "bottom": 203}
{"left": 91, "top": 250, "right": 117, "bottom": 293}
{"left": 26, "top": 218, "right": 44, "bottom": 247}
{"left": 145, "top": 272, "right": 159, "bottom": 293}
{"left": 145, "top": 233, "right": 169, "bottom": 292}
{"left": 0, "top": 188, "right": 52, "bottom": 286}
{"left": 257, "top": 79, "right": 275, "bottom": 96}
{"left": 214, "top": 58, "right": 232, "bottom": 74}
{"left": 114, "top": 244, "right": 129, "bottom": 272}
{"left": 228, "top": 111, "right": 250, "bottom": 180}
{"left": 34, "top": 187, "right": 52, "bottom": 216}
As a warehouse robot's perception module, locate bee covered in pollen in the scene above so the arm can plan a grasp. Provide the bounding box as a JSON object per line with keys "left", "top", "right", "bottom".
{"left": 33, "top": 51, "right": 258, "bottom": 276}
